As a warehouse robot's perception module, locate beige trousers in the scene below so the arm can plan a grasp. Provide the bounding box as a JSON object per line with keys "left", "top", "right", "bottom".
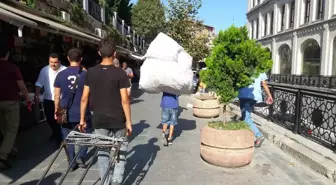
{"left": 0, "top": 101, "right": 20, "bottom": 159}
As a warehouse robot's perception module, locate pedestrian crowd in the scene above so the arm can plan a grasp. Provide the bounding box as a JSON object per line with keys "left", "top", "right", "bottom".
{"left": 0, "top": 36, "right": 273, "bottom": 185}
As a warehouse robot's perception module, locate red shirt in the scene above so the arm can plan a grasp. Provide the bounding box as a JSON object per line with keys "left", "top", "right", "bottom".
{"left": 0, "top": 60, "right": 23, "bottom": 101}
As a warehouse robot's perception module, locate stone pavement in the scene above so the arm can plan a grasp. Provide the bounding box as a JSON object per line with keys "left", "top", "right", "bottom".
{"left": 0, "top": 86, "right": 334, "bottom": 185}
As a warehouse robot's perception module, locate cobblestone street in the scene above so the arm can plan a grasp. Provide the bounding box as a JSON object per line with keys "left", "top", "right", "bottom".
{"left": 0, "top": 86, "right": 333, "bottom": 185}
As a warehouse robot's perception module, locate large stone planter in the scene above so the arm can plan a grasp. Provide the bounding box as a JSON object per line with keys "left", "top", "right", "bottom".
{"left": 200, "top": 124, "right": 254, "bottom": 168}
{"left": 193, "top": 94, "right": 220, "bottom": 118}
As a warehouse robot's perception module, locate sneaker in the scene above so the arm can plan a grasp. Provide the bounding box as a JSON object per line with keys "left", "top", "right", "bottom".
{"left": 76, "top": 157, "right": 86, "bottom": 168}
{"left": 167, "top": 138, "right": 173, "bottom": 145}
{"left": 255, "top": 136, "right": 265, "bottom": 148}
{"left": 69, "top": 163, "right": 79, "bottom": 172}
{"left": 161, "top": 132, "right": 168, "bottom": 146}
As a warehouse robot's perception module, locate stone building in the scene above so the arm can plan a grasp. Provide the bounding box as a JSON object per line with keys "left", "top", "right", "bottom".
{"left": 247, "top": 0, "right": 336, "bottom": 76}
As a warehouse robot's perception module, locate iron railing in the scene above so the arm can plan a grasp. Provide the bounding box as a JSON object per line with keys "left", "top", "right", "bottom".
{"left": 111, "top": 12, "right": 146, "bottom": 51}
{"left": 86, "top": 0, "right": 147, "bottom": 50}
{"left": 269, "top": 74, "right": 336, "bottom": 88}
{"left": 88, "top": 0, "right": 101, "bottom": 22}
{"left": 253, "top": 82, "right": 336, "bottom": 150}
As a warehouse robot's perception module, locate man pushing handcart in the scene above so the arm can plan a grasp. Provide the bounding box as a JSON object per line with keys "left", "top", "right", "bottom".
{"left": 37, "top": 130, "right": 127, "bottom": 185}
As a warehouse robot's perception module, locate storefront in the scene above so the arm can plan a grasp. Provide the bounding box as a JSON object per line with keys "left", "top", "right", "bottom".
{"left": 1, "top": 1, "right": 144, "bottom": 129}
{"left": 0, "top": 3, "right": 101, "bottom": 129}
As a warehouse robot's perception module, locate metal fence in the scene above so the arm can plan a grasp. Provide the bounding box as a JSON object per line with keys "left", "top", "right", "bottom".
{"left": 112, "top": 12, "right": 146, "bottom": 51}
{"left": 253, "top": 83, "right": 336, "bottom": 150}
{"left": 269, "top": 74, "right": 336, "bottom": 88}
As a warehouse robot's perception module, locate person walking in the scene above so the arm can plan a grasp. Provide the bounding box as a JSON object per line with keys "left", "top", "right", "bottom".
{"left": 0, "top": 39, "right": 31, "bottom": 169}
{"left": 34, "top": 53, "right": 66, "bottom": 147}
{"left": 122, "top": 62, "right": 133, "bottom": 98}
{"left": 238, "top": 72, "right": 273, "bottom": 147}
{"left": 79, "top": 38, "right": 132, "bottom": 185}
{"left": 161, "top": 92, "right": 179, "bottom": 146}
{"left": 54, "top": 48, "right": 92, "bottom": 171}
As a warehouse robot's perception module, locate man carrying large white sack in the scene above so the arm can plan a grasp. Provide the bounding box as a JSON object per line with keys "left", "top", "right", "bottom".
{"left": 139, "top": 33, "right": 194, "bottom": 145}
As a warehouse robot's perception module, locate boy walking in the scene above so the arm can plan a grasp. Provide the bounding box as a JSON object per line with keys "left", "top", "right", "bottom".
{"left": 161, "top": 92, "right": 179, "bottom": 146}
{"left": 79, "top": 38, "right": 132, "bottom": 185}
{"left": 54, "top": 48, "right": 91, "bottom": 171}
{"left": 238, "top": 72, "right": 273, "bottom": 147}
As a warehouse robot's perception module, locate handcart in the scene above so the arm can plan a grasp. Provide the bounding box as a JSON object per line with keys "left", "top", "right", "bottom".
{"left": 37, "top": 130, "right": 126, "bottom": 185}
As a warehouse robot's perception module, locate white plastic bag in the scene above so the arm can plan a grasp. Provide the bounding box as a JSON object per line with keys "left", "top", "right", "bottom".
{"left": 145, "top": 32, "right": 183, "bottom": 61}
{"left": 139, "top": 32, "right": 194, "bottom": 95}
{"left": 139, "top": 33, "right": 193, "bottom": 95}
{"left": 139, "top": 59, "right": 193, "bottom": 95}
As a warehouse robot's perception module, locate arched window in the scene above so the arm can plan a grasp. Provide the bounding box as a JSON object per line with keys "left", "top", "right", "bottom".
{"left": 279, "top": 44, "right": 292, "bottom": 74}
{"left": 302, "top": 39, "right": 321, "bottom": 75}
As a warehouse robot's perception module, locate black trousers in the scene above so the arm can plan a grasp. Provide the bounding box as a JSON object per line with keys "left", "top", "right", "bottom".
{"left": 43, "top": 99, "right": 62, "bottom": 146}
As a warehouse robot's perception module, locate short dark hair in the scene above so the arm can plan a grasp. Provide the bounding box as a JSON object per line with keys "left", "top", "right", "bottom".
{"left": 0, "top": 36, "right": 9, "bottom": 58}
{"left": 49, "top": 53, "right": 60, "bottom": 60}
{"left": 99, "top": 38, "right": 116, "bottom": 58}
{"left": 67, "top": 48, "right": 82, "bottom": 62}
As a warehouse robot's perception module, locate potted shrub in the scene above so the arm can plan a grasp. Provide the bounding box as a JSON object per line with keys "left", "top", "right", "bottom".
{"left": 200, "top": 121, "right": 254, "bottom": 167}
{"left": 193, "top": 93, "right": 220, "bottom": 118}
{"left": 199, "top": 26, "right": 272, "bottom": 167}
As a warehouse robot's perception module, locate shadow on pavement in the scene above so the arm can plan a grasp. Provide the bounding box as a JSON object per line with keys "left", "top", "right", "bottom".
{"left": 128, "top": 120, "right": 150, "bottom": 143}
{"left": 177, "top": 106, "right": 187, "bottom": 117}
{"left": 1, "top": 123, "right": 57, "bottom": 184}
{"left": 123, "top": 138, "right": 160, "bottom": 185}
{"left": 19, "top": 172, "right": 62, "bottom": 185}
{"left": 174, "top": 119, "right": 197, "bottom": 139}
{"left": 130, "top": 99, "right": 144, "bottom": 105}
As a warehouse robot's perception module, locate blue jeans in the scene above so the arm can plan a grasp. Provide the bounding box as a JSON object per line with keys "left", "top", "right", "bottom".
{"left": 161, "top": 108, "right": 178, "bottom": 126}
{"left": 239, "top": 98, "right": 263, "bottom": 138}
{"left": 95, "top": 128, "right": 128, "bottom": 185}
{"left": 61, "top": 120, "right": 92, "bottom": 167}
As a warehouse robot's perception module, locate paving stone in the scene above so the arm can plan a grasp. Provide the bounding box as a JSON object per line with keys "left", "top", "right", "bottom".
{"left": 1, "top": 90, "right": 334, "bottom": 185}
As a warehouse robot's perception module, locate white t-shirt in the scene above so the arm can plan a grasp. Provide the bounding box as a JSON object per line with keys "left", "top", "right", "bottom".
{"left": 35, "top": 65, "right": 66, "bottom": 100}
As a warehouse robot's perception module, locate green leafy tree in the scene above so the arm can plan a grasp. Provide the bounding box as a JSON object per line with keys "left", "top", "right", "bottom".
{"left": 131, "top": 0, "right": 166, "bottom": 42}
{"left": 200, "top": 26, "right": 272, "bottom": 104}
{"left": 166, "top": 0, "right": 210, "bottom": 62}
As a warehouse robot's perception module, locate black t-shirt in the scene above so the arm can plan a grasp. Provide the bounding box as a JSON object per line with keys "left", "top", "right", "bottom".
{"left": 85, "top": 64, "right": 130, "bottom": 129}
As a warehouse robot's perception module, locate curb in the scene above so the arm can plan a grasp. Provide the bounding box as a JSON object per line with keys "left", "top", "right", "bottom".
{"left": 228, "top": 103, "right": 336, "bottom": 182}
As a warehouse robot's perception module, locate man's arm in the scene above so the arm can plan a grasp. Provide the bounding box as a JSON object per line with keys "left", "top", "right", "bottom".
{"left": 13, "top": 67, "right": 29, "bottom": 102}
{"left": 54, "top": 87, "right": 61, "bottom": 113}
{"left": 120, "top": 88, "right": 131, "bottom": 123}
{"left": 262, "top": 80, "right": 273, "bottom": 104}
{"left": 262, "top": 81, "right": 271, "bottom": 97}
{"left": 34, "top": 68, "right": 44, "bottom": 102}
{"left": 80, "top": 85, "right": 90, "bottom": 123}
{"left": 119, "top": 72, "right": 132, "bottom": 135}
{"left": 17, "top": 80, "right": 30, "bottom": 102}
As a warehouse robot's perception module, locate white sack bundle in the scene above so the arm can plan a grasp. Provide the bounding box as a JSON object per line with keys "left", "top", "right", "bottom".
{"left": 139, "top": 33, "right": 193, "bottom": 95}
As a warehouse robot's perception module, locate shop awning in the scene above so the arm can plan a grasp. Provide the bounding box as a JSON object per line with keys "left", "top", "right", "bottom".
{"left": 0, "top": 7, "right": 37, "bottom": 28}
{"left": 128, "top": 52, "right": 145, "bottom": 61}
{"left": 0, "top": 2, "right": 100, "bottom": 43}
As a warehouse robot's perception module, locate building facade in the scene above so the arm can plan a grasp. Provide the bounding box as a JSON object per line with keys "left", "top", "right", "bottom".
{"left": 247, "top": 0, "right": 336, "bottom": 76}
